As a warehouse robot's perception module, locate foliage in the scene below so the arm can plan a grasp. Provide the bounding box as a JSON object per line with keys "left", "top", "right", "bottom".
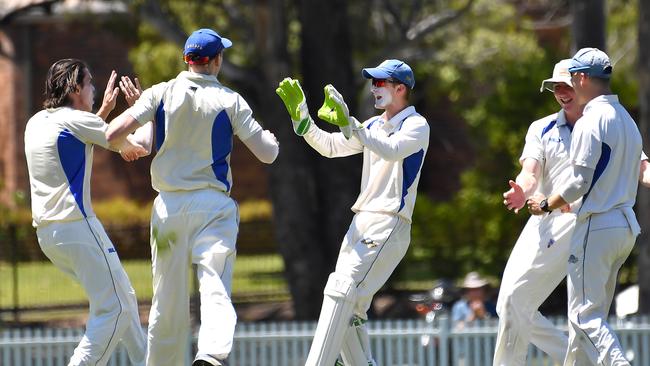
{"left": 399, "top": 0, "right": 642, "bottom": 285}
{"left": 399, "top": 0, "right": 559, "bottom": 281}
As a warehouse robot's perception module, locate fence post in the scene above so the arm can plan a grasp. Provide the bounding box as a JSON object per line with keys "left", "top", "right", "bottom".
{"left": 10, "top": 224, "right": 19, "bottom": 323}
{"left": 439, "top": 315, "right": 450, "bottom": 366}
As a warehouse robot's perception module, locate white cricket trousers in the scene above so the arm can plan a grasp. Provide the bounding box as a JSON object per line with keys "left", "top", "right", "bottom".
{"left": 146, "top": 189, "right": 238, "bottom": 366}
{"left": 36, "top": 217, "right": 146, "bottom": 366}
{"left": 564, "top": 209, "right": 636, "bottom": 366}
{"left": 335, "top": 211, "right": 411, "bottom": 362}
{"left": 493, "top": 211, "right": 574, "bottom": 365}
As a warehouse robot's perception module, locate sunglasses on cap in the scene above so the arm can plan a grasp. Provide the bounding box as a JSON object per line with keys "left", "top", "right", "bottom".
{"left": 183, "top": 54, "right": 211, "bottom": 65}
{"left": 371, "top": 78, "right": 400, "bottom": 88}
{"left": 544, "top": 82, "right": 574, "bottom": 93}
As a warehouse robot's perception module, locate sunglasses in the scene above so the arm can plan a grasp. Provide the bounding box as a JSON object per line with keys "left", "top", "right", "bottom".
{"left": 371, "top": 78, "right": 400, "bottom": 88}
{"left": 183, "top": 54, "right": 210, "bottom": 65}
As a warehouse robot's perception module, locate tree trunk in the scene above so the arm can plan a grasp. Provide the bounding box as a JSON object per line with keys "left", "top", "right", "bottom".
{"left": 637, "top": 0, "right": 650, "bottom": 315}
{"left": 570, "top": 0, "right": 606, "bottom": 51}
{"left": 257, "top": 0, "right": 360, "bottom": 319}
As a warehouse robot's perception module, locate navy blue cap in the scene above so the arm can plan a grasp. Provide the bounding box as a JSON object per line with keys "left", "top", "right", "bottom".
{"left": 568, "top": 47, "right": 612, "bottom": 79}
{"left": 362, "top": 59, "right": 415, "bottom": 89}
{"left": 183, "top": 28, "right": 232, "bottom": 59}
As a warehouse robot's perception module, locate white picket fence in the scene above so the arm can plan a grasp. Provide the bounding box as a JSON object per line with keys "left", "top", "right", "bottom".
{"left": 1, "top": 316, "right": 649, "bottom": 366}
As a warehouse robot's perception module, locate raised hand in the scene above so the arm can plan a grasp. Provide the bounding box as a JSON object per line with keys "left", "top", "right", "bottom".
{"left": 317, "top": 85, "right": 361, "bottom": 139}
{"left": 119, "top": 76, "right": 142, "bottom": 107}
{"left": 97, "top": 70, "right": 120, "bottom": 119}
{"left": 503, "top": 180, "right": 526, "bottom": 213}
{"left": 275, "top": 78, "right": 311, "bottom": 136}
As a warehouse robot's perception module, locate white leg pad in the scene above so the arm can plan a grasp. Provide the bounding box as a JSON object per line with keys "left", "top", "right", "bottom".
{"left": 340, "top": 317, "right": 376, "bottom": 366}
{"left": 305, "top": 273, "right": 357, "bottom": 366}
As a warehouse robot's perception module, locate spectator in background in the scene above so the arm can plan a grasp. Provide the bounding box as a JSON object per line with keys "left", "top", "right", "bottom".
{"left": 451, "top": 272, "right": 497, "bottom": 330}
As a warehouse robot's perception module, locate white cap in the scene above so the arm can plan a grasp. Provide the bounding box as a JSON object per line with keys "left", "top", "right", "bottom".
{"left": 461, "top": 272, "right": 489, "bottom": 289}
{"left": 539, "top": 59, "right": 573, "bottom": 92}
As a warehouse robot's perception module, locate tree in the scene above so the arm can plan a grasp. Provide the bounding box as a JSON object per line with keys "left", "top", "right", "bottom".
{"left": 128, "top": 0, "right": 476, "bottom": 318}
{"left": 570, "top": 0, "right": 606, "bottom": 50}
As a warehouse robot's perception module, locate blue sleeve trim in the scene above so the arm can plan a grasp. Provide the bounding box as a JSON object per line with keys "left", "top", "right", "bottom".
{"left": 583, "top": 142, "right": 611, "bottom": 202}
{"left": 154, "top": 100, "right": 166, "bottom": 151}
{"left": 57, "top": 129, "right": 87, "bottom": 217}
{"left": 400, "top": 149, "right": 425, "bottom": 210}
{"left": 212, "top": 110, "right": 233, "bottom": 192}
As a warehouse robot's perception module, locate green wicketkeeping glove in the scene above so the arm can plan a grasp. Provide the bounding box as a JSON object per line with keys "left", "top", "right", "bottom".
{"left": 317, "top": 84, "right": 362, "bottom": 139}
{"left": 276, "top": 78, "right": 312, "bottom": 136}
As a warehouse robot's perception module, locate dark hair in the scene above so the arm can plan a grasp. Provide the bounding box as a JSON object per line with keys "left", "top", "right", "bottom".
{"left": 43, "top": 59, "right": 88, "bottom": 109}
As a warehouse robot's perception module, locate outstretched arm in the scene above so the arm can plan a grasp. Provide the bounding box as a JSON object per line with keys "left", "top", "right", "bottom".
{"left": 276, "top": 78, "right": 362, "bottom": 157}
{"left": 106, "top": 111, "right": 149, "bottom": 161}
{"left": 241, "top": 129, "right": 279, "bottom": 164}
{"left": 528, "top": 165, "right": 593, "bottom": 215}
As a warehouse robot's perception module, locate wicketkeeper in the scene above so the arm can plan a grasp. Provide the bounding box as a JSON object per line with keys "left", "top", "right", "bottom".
{"left": 277, "top": 59, "right": 429, "bottom": 366}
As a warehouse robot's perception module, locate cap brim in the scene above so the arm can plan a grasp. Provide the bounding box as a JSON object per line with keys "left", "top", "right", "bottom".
{"left": 539, "top": 77, "right": 572, "bottom": 92}
{"left": 362, "top": 67, "right": 391, "bottom": 80}
{"left": 221, "top": 37, "right": 233, "bottom": 49}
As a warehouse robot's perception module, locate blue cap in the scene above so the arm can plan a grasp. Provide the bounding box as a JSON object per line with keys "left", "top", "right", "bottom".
{"left": 362, "top": 59, "right": 415, "bottom": 89}
{"left": 183, "top": 28, "right": 232, "bottom": 59}
{"left": 568, "top": 47, "right": 612, "bottom": 79}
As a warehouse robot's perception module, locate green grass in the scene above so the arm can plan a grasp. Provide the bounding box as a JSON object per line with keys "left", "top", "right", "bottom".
{"left": 0, "top": 255, "right": 288, "bottom": 309}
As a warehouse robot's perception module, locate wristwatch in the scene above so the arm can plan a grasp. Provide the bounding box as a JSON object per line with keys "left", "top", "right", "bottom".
{"left": 539, "top": 198, "right": 552, "bottom": 213}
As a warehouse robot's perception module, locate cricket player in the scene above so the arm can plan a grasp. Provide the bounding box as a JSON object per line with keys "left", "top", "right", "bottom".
{"left": 106, "top": 28, "right": 280, "bottom": 366}
{"left": 24, "top": 59, "right": 147, "bottom": 366}
{"left": 528, "top": 48, "right": 641, "bottom": 365}
{"left": 493, "top": 59, "right": 583, "bottom": 365}
{"left": 276, "top": 59, "right": 429, "bottom": 366}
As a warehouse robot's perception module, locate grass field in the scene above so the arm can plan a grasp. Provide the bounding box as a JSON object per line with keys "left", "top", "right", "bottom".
{"left": 0, "top": 254, "right": 288, "bottom": 310}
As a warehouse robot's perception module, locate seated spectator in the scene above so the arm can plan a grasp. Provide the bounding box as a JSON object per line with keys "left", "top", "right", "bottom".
{"left": 452, "top": 272, "right": 497, "bottom": 330}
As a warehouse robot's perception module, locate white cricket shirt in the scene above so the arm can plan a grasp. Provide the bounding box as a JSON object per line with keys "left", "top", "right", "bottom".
{"left": 127, "top": 71, "right": 262, "bottom": 193}
{"left": 24, "top": 107, "right": 110, "bottom": 226}
{"left": 520, "top": 110, "right": 574, "bottom": 196}
{"left": 570, "top": 95, "right": 642, "bottom": 221}
{"left": 304, "top": 106, "right": 429, "bottom": 223}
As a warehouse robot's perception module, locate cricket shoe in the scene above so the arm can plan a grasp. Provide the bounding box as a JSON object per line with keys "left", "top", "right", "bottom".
{"left": 192, "top": 354, "right": 227, "bottom": 366}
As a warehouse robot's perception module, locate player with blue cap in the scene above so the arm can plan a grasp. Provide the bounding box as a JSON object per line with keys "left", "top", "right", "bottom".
{"left": 276, "top": 59, "right": 429, "bottom": 365}
{"left": 567, "top": 47, "right": 612, "bottom": 79}
{"left": 183, "top": 28, "right": 232, "bottom": 65}
{"left": 528, "top": 47, "right": 642, "bottom": 365}
{"left": 361, "top": 59, "right": 415, "bottom": 89}
{"left": 106, "top": 28, "right": 279, "bottom": 366}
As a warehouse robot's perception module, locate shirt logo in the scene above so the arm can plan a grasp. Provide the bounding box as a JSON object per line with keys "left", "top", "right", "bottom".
{"left": 108, "top": 247, "right": 116, "bottom": 253}
{"left": 547, "top": 238, "right": 555, "bottom": 248}
{"left": 361, "top": 238, "right": 379, "bottom": 248}
{"left": 568, "top": 254, "right": 578, "bottom": 264}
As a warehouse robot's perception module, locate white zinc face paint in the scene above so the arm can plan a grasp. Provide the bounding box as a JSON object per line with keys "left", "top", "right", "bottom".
{"left": 371, "top": 86, "right": 392, "bottom": 109}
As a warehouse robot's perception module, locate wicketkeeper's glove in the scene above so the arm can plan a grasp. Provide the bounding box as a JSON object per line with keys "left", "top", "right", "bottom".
{"left": 276, "top": 78, "right": 312, "bottom": 136}
{"left": 317, "top": 84, "right": 362, "bottom": 139}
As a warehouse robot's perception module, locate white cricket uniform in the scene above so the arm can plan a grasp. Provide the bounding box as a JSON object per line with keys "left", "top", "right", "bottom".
{"left": 563, "top": 95, "right": 641, "bottom": 366}
{"left": 126, "top": 70, "right": 263, "bottom": 366}
{"left": 24, "top": 107, "right": 146, "bottom": 366}
{"left": 493, "top": 110, "right": 575, "bottom": 365}
{"left": 304, "top": 106, "right": 429, "bottom": 364}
